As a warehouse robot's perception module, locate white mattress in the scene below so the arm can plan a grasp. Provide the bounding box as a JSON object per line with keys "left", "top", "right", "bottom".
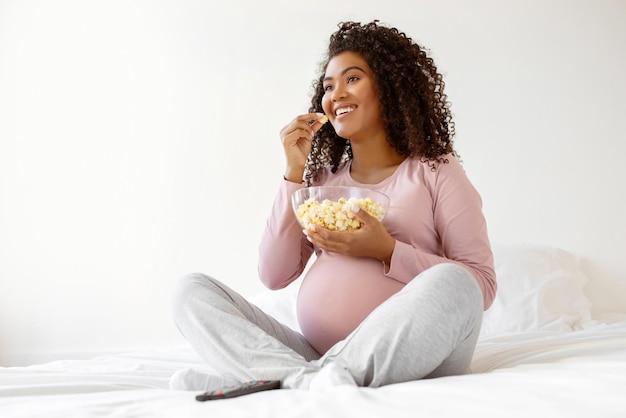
{"left": 3, "top": 243, "right": 626, "bottom": 417}
{"left": 1, "top": 319, "right": 625, "bottom": 418}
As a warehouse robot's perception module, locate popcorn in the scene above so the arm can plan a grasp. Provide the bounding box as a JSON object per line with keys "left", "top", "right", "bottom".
{"left": 296, "top": 196, "right": 385, "bottom": 231}
{"left": 309, "top": 114, "right": 329, "bottom": 126}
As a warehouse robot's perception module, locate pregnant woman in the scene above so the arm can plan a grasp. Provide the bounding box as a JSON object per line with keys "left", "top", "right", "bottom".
{"left": 170, "top": 20, "right": 496, "bottom": 393}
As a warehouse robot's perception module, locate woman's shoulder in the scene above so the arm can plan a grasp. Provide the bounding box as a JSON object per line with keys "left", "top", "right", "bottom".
{"left": 403, "top": 154, "right": 463, "bottom": 175}
{"left": 402, "top": 154, "right": 469, "bottom": 191}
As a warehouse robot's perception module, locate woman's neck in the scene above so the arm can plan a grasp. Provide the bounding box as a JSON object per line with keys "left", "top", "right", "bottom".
{"left": 349, "top": 141, "right": 405, "bottom": 184}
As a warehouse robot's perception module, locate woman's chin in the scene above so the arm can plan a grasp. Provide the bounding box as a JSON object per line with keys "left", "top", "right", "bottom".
{"left": 333, "top": 126, "right": 357, "bottom": 140}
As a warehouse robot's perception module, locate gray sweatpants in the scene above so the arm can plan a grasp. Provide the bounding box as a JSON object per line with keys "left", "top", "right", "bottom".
{"left": 171, "top": 263, "right": 483, "bottom": 388}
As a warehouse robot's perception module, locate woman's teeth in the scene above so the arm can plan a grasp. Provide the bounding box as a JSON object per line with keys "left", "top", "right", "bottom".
{"left": 335, "top": 106, "right": 355, "bottom": 116}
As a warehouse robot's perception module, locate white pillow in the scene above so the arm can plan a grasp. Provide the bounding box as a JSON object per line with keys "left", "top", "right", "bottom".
{"left": 480, "top": 243, "right": 592, "bottom": 337}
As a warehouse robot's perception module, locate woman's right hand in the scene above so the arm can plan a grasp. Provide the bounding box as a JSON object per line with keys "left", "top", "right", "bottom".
{"left": 280, "top": 112, "right": 326, "bottom": 183}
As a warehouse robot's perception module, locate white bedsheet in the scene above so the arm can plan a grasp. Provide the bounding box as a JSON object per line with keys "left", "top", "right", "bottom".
{"left": 1, "top": 319, "right": 625, "bottom": 418}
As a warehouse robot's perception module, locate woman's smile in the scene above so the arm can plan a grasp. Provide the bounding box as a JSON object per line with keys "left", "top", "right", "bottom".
{"left": 335, "top": 105, "right": 357, "bottom": 117}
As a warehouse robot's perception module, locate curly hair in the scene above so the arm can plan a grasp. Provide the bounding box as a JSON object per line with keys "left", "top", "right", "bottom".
{"left": 305, "top": 20, "right": 457, "bottom": 184}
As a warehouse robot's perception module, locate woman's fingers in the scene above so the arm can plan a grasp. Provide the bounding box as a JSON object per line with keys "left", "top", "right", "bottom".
{"left": 281, "top": 113, "right": 328, "bottom": 142}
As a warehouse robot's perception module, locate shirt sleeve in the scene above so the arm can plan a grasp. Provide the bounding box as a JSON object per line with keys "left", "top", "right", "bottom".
{"left": 257, "top": 179, "right": 315, "bottom": 290}
{"left": 385, "top": 158, "right": 497, "bottom": 309}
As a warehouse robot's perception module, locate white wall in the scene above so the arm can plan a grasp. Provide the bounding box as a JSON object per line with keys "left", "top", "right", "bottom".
{"left": 1, "top": 0, "right": 624, "bottom": 365}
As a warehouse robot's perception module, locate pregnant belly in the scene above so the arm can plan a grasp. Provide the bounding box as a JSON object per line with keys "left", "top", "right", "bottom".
{"left": 297, "top": 252, "right": 404, "bottom": 354}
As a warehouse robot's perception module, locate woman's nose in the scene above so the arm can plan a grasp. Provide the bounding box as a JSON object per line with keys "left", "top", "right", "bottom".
{"left": 331, "top": 84, "right": 347, "bottom": 101}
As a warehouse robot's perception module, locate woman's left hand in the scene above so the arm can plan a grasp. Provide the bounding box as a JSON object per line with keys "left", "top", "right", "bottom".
{"left": 304, "top": 206, "right": 395, "bottom": 264}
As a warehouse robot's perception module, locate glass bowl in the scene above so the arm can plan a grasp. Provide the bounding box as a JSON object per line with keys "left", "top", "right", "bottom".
{"left": 292, "top": 186, "right": 390, "bottom": 231}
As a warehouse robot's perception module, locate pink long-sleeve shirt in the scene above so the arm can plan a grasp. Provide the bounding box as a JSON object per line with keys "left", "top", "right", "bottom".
{"left": 258, "top": 155, "right": 496, "bottom": 354}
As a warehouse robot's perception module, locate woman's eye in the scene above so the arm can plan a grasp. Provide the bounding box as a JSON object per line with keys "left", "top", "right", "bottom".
{"left": 323, "top": 84, "right": 333, "bottom": 92}
{"left": 347, "top": 75, "right": 359, "bottom": 83}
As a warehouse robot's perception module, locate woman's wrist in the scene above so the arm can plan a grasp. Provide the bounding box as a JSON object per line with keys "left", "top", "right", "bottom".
{"left": 283, "top": 175, "right": 303, "bottom": 183}
{"left": 283, "top": 167, "right": 305, "bottom": 183}
{"left": 380, "top": 237, "right": 395, "bottom": 268}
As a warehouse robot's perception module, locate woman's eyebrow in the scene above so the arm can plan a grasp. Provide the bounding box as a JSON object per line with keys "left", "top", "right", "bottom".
{"left": 323, "top": 65, "right": 366, "bottom": 82}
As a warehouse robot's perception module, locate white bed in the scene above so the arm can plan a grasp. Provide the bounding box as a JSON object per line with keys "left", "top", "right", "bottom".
{"left": 2, "top": 244, "right": 625, "bottom": 418}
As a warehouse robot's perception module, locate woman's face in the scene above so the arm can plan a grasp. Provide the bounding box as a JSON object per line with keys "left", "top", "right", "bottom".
{"left": 321, "top": 51, "right": 384, "bottom": 142}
